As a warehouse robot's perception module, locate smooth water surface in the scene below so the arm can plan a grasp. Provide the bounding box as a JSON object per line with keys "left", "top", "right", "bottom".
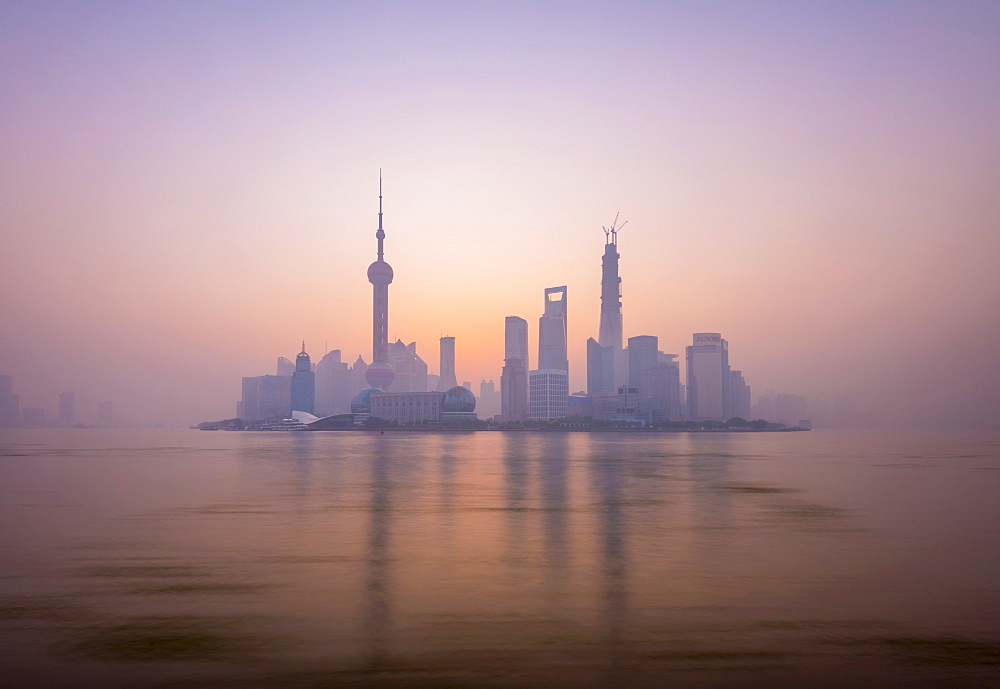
{"left": 1, "top": 428, "right": 998, "bottom": 688}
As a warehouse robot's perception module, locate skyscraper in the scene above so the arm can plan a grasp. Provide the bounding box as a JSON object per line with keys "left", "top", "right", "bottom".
{"left": 365, "top": 174, "right": 395, "bottom": 390}
{"left": 627, "top": 335, "right": 659, "bottom": 395}
{"left": 587, "top": 217, "right": 627, "bottom": 395}
{"left": 504, "top": 316, "right": 529, "bottom": 372}
{"left": 436, "top": 336, "right": 458, "bottom": 391}
{"left": 686, "top": 333, "right": 729, "bottom": 421}
{"left": 501, "top": 316, "right": 529, "bottom": 421}
{"left": 388, "top": 339, "right": 428, "bottom": 392}
{"left": 530, "top": 287, "right": 569, "bottom": 420}
{"left": 291, "top": 342, "right": 315, "bottom": 414}
{"left": 314, "top": 349, "right": 352, "bottom": 416}
{"left": 537, "top": 286, "right": 568, "bottom": 371}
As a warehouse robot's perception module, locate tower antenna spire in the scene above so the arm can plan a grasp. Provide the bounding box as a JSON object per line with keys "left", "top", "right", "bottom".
{"left": 376, "top": 169, "right": 385, "bottom": 261}
{"left": 602, "top": 212, "right": 628, "bottom": 246}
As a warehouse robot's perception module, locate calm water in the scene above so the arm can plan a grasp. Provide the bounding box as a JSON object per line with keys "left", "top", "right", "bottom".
{"left": 1, "top": 428, "right": 998, "bottom": 688}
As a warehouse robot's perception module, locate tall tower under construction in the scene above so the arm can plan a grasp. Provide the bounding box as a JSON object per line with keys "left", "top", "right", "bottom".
{"left": 365, "top": 174, "right": 395, "bottom": 390}
{"left": 587, "top": 215, "right": 627, "bottom": 395}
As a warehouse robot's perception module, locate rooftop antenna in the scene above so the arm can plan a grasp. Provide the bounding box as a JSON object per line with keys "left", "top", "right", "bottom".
{"left": 602, "top": 212, "right": 628, "bottom": 245}
{"left": 376, "top": 169, "right": 385, "bottom": 260}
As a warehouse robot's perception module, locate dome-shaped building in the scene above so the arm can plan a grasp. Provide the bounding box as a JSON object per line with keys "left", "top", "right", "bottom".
{"left": 351, "top": 387, "right": 384, "bottom": 415}
{"left": 441, "top": 386, "right": 478, "bottom": 424}
{"left": 442, "top": 386, "right": 476, "bottom": 413}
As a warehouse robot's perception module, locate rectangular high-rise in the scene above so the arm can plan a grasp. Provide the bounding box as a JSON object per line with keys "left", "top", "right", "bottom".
{"left": 501, "top": 317, "right": 529, "bottom": 421}
{"left": 686, "top": 333, "right": 729, "bottom": 421}
{"left": 530, "top": 287, "right": 569, "bottom": 420}
{"left": 537, "top": 287, "right": 567, "bottom": 372}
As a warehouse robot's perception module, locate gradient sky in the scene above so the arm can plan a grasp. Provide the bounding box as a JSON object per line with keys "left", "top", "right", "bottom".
{"left": 2, "top": 1, "right": 998, "bottom": 427}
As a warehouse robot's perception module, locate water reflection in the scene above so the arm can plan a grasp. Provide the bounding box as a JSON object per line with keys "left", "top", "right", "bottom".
{"left": 588, "top": 437, "right": 631, "bottom": 684}
{"left": 500, "top": 433, "right": 531, "bottom": 569}
{"left": 538, "top": 433, "right": 571, "bottom": 606}
{"left": 363, "top": 436, "right": 394, "bottom": 668}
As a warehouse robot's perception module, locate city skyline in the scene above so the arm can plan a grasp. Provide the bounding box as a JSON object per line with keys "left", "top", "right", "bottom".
{"left": 1, "top": 2, "right": 997, "bottom": 427}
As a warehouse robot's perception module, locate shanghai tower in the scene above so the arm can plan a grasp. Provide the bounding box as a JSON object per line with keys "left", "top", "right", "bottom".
{"left": 365, "top": 174, "right": 395, "bottom": 390}
{"left": 587, "top": 215, "right": 627, "bottom": 395}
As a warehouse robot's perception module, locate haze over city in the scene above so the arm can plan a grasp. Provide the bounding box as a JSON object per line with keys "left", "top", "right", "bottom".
{"left": 2, "top": 2, "right": 998, "bottom": 428}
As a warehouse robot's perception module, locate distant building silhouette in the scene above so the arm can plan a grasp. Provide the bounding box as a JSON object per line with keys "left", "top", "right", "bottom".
{"left": 291, "top": 343, "right": 315, "bottom": 414}
{"left": 686, "top": 333, "right": 729, "bottom": 421}
{"left": 501, "top": 316, "right": 529, "bottom": 421}
{"left": 314, "top": 349, "right": 354, "bottom": 416}
{"left": 277, "top": 357, "right": 295, "bottom": 376}
{"left": 500, "top": 357, "right": 527, "bottom": 422}
{"left": 729, "top": 370, "right": 751, "bottom": 420}
{"left": 389, "top": 340, "right": 428, "bottom": 392}
{"left": 436, "top": 336, "right": 457, "bottom": 391}
{"left": 241, "top": 375, "right": 291, "bottom": 421}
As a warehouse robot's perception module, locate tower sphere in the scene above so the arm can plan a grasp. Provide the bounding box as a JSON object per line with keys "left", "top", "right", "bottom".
{"left": 365, "top": 361, "right": 395, "bottom": 389}
{"left": 441, "top": 386, "right": 477, "bottom": 413}
{"left": 368, "top": 260, "right": 393, "bottom": 283}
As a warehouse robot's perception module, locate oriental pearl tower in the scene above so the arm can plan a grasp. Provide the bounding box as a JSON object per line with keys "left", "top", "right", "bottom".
{"left": 365, "top": 174, "right": 395, "bottom": 390}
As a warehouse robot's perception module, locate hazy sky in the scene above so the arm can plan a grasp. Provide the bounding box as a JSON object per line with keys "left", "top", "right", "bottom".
{"left": 2, "top": 1, "right": 998, "bottom": 427}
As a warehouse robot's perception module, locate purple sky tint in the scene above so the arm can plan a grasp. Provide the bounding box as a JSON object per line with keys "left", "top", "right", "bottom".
{"left": 1, "top": 1, "right": 998, "bottom": 427}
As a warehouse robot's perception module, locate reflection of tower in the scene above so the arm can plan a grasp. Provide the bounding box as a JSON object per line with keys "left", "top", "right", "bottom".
{"left": 366, "top": 174, "right": 395, "bottom": 390}
{"left": 291, "top": 342, "right": 315, "bottom": 414}
{"left": 436, "top": 336, "right": 457, "bottom": 392}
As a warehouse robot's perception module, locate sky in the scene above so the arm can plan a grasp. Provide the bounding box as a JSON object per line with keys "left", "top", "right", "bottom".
{"left": 1, "top": 1, "right": 998, "bottom": 428}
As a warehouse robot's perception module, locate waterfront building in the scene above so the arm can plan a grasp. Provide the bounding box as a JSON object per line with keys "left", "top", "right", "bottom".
{"left": 500, "top": 356, "right": 528, "bottom": 421}
{"left": 388, "top": 339, "right": 428, "bottom": 392}
{"left": 240, "top": 374, "right": 292, "bottom": 421}
{"left": 729, "top": 370, "right": 751, "bottom": 420}
{"left": 291, "top": 343, "right": 315, "bottom": 414}
{"left": 685, "top": 333, "right": 729, "bottom": 421}
{"left": 315, "top": 349, "right": 352, "bottom": 416}
{"left": 435, "top": 336, "right": 458, "bottom": 392}
{"left": 502, "top": 316, "right": 529, "bottom": 421}
{"left": 627, "top": 335, "right": 659, "bottom": 395}
{"left": 529, "top": 370, "right": 568, "bottom": 420}
{"left": 440, "top": 386, "right": 478, "bottom": 424}
{"left": 477, "top": 379, "right": 500, "bottom": 419}
{"left": 369, "top": 391, "right": 443, "bottom": 424}
{"left": 365, "top": 175, "right": 395, "bottom": 390}
{"left": 643, "top": 354, "right": 682, "bottom": 421}
{"left": 58, "top": 392, "right": 75, "bottom": 428}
